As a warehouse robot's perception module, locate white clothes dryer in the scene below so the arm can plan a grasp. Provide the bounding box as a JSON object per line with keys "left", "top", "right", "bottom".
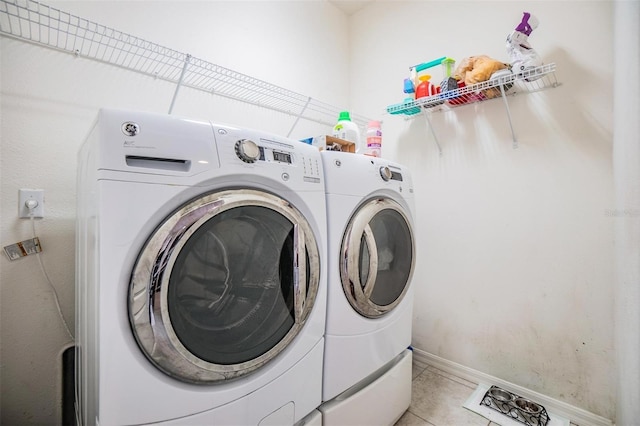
{"left": 75, "top": 109, "right": 327, "bottom": 425}
{"left": 320, "top": 152, "right": 416, "bottom": 419}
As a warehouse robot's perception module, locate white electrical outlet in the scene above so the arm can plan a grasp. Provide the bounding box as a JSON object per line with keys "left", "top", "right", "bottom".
{"left": 19, "top": 189, "right": 44, "bottom": 218}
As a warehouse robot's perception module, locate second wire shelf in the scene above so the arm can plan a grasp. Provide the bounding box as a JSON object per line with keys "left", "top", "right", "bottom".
{"left": 386, "top": 63, "right": 560, "bottom": 154}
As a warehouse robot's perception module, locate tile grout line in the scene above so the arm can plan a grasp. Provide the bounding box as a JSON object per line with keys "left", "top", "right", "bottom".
{"left": 409, "top": 364, "right": 491, "bottom": 426}
{"left": 426, "top": 365, "right": 478, "bottom": 390}
{"left": 404, "top": 409, "right": 438, "bottom": 426}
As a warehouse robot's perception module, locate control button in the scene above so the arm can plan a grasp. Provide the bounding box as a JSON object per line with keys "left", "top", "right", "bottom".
{"left": 235, "top": 139, "right": 260, "bottom": 163}
{"left": 121, "top": 122, "right": 139, "bottom": 137}
{"left": 379, "top": 166, "right": 392, "bottom": 181}
{"left": 282, "top": 173, "right": 290, "bottom": 181}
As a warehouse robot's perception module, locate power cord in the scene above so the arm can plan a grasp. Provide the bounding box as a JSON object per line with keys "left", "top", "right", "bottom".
{"left": 26, "top": 200, "right": 75, "bottom": 343}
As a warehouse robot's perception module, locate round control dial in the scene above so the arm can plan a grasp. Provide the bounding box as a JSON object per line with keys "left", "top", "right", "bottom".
{"left": 379, "top": 166, "right": 392, "bottom": 182}
{"left": 235, "top": 139, "right": 260, "bottom": 163}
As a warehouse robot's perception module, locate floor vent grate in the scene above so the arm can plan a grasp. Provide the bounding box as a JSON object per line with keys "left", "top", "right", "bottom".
{"left": 480, "top": 385, "right": 549, "bottom": 426}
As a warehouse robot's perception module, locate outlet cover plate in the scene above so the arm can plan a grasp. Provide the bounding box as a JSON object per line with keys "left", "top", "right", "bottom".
{"left": 19, "top": 189, "right": 44, "bottom": 218}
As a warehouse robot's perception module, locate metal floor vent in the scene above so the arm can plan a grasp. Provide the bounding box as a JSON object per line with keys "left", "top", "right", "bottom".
{"left": 480, "top": 385, "right": 549, "bottom": 426}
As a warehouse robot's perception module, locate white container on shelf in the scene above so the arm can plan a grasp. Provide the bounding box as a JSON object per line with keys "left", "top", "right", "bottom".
{"left": 332, "top": 111, "right": 361, "bottom": 153}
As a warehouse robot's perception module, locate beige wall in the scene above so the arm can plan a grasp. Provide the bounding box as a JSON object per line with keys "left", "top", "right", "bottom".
{"left": 349, "top": 1, "right": 617, "bottom": 421}
{"left": 0, "top": 2, "right": 349, "bottom": 423}
{"left": 2, "top": 1, "right": 637, "bottom": 424}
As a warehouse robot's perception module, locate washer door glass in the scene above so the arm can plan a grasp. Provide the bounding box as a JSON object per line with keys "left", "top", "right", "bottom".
{"left": 129, "top": 189, "right": 319, "bottom": 383}
{"left": 340, "top": 197, "right": 414, "bottom": 318}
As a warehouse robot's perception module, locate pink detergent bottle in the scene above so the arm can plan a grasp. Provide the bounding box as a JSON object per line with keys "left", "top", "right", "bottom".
{"left": 364, "top": 121, "right": 382, "bottom": 158}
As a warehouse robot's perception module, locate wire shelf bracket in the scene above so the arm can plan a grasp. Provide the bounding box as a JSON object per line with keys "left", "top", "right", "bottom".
{"left": 423, "top": 110, "right": 442, "bottom": 156}
{"left": 168, "top": 54, "right": 191, "bottom": 115}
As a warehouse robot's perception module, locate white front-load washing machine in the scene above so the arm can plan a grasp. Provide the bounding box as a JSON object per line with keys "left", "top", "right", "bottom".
{"left": 319, "top": 152, "right": 416, "bottom": 425}
{"left": 75, "top": 109, "right": 327, "bottom": 425}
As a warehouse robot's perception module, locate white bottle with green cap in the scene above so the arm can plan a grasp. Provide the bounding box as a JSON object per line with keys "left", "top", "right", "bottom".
{"left": 332, "top": 111, "right": 361, "bottom": 153}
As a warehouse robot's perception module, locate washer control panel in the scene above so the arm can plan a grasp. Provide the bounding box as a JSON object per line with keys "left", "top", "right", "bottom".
{"left": 232, "top": 138, "right": 297, "bottom": 165}
{"left": 234, "top": 137, "right": 306, "bottom": 169}
{"left": 389, "top": 169, "right": 404, "bottom": 182}
{"left": 214, "top": 125, "right": 323, "bottom": 185}
{"left": 257, "top": 145, "right": 293, "bottom": 165}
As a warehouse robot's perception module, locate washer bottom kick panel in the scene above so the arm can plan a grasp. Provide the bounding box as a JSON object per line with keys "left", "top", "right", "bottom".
{"left": 322, "top": 303, "right": 412, "bottom": 401}
{"left": 146, "top": 340, "right": 323, "bottom": 425}
{"left": 319, "top": 349, "right": 412, "bottom": 426}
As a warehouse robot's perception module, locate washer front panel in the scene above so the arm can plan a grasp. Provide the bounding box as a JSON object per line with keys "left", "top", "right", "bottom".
{"left": 129, "top": 189, "right": 320, "bottom": 383}
{"left": 340, "top": 197, "right": 415, "bottom": 318}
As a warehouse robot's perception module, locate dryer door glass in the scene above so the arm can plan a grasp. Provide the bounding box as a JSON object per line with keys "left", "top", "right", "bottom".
{"left": 129, "top": 189, "right": 320, "bottom": 383}
{"left": 341, "top": 197, "right": 414, "bottom": 318}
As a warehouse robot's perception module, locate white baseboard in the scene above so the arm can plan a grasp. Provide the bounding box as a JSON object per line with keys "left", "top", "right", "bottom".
{"left": 411, "top": 348, "right": 613, "bottom": 426}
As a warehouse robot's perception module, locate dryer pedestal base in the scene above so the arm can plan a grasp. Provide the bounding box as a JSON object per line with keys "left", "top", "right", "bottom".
{"left": 319, "top": 349, "right": 412, "bottom": 426}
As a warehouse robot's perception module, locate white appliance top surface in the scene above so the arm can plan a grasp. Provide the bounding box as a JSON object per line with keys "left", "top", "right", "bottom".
{"left": 321, "top": 151, "right": 413, "bottom": 198}
{"left": 90, "top": 108, "right": 324, "bottom": 193}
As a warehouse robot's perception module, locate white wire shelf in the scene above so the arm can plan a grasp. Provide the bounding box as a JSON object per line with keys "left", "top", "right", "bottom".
{"left": 386, "top": 63, "right": 560, "bottom": 153}
{"left": 0, "top": 0, "right": 371, "bottom": 133}
{"left": 386, "top": 63, "right": 559, "bottom": 116}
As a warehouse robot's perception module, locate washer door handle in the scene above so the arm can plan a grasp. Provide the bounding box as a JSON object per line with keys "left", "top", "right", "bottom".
{"left": 361, "top": 223, "right": 379, "bottom": 299}
{"left": 293, "top": 223, "right": 307, "bottom": 323}
{"left": 147, "top": 200, "right": 225, "bottom": 313}
{"left": 345, "top": 214, "right": 379, "bottom": 302}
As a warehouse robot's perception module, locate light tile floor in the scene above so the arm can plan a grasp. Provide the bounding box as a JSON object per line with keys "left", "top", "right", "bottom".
{"left": 395, "top": 358, "right": 496, "bottom": 426}
{"left": 396, "top": 359, "right": 578, "bottom": 426}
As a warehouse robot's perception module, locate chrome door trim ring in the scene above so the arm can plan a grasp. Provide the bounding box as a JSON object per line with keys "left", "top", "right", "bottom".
{"left": 340, "top": 197, "right": 415, "bottom": 318}
{"left": 129, "top": 189, "right": 320, "bottom": 383}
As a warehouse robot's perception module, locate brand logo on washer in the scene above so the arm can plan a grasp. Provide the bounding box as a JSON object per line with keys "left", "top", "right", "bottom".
{"left": 121, "top": 122, "right": 140, "bottom": 137}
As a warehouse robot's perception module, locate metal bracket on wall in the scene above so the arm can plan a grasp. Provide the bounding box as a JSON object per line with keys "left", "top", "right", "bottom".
{"left": 287, "top": 97, "right": 312, "bottom": 138}
{"left": 423, "top": 111, "right": 443, "bottom": 157}
{"left": 498, "top": 83, "right": 518, "bottom": 148}
{"left": 168, "top": 54, "right": 191, "bottom": 115}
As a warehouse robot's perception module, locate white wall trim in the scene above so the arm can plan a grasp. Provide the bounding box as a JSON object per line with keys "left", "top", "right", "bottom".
{"left": 412, "top": 348, "right": 613, "bottom": 426}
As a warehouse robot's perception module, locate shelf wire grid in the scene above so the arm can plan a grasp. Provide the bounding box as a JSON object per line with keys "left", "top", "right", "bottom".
{"left": 387, "top": 63, "right": 559, "bottom": 115}
{"left": 0, "top": 0, "right": 370, "bottom": 129}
